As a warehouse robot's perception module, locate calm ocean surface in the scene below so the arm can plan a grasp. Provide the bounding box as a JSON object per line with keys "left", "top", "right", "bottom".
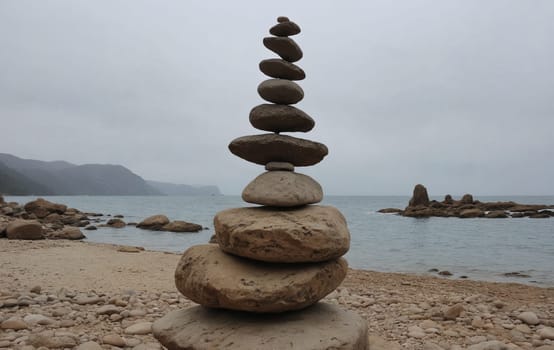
{"left": 6, "top": 195, "right": 554, "bottom": 287}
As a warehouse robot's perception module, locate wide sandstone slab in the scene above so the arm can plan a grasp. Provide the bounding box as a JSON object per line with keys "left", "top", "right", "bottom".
{"left": 229, "top": 134, "right": 328, "bottom": 166}
{"left": 153, "top": 303, "right": 368, "bottom": 350}
{"left": 242, "top": 171, "right": 323, "bottom": 207}
{"left": 174, "top": 244, "right": 347, "bottom": 313}
{"left": 215, "top": 205, "right": 350, "bottom": 263}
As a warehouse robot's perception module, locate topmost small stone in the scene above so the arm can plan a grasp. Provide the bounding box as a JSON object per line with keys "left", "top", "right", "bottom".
{"left": 277, "top": 16, "right": 289, "bottom": 23}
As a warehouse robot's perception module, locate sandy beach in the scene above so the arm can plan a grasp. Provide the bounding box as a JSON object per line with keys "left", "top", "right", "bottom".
{"left": 1, "top": 239, "right": 553, "bottom": 350}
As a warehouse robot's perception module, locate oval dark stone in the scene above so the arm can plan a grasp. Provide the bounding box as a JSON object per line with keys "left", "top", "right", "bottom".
{"left": 229, "top": 134, "right": 328, "bottom": 166}
{"left": 257, "top": 79, "right": 303, "bottom": 105}
{"left": 259, "top": 59, "right": 305, "bottom": 80}
{"left": 270, "top": 21, "right": 301, "bottom": 36}
{"left": 263, "top": 37, "right": 303, "bottom": 62}
{"left": 250, "top": 104, "right": 314, "bottom": 133}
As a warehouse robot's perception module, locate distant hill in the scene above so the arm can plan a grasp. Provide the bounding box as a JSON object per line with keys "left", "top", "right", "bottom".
{"left": 0, "top": 153, "right": 217, "bottom": 196}
{"left": 0, "top": 161, "right": 53, "bottom": 195}
{"left": 147, "top": 180, "right": 221, "bottom": 196}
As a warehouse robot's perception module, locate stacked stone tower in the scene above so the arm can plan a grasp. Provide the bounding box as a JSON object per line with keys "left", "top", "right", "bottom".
{"left": 153, "top": 17, "right": 369, "bottom": 350}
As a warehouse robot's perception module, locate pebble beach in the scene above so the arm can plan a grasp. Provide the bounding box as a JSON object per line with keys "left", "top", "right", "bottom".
{"left": 1, "top": 239, "right": 553, "bottom": 350}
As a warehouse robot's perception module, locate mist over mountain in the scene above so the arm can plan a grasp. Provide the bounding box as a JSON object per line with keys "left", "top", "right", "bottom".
{"left": 0, "top": 153, "right": 220, "bottom": 196}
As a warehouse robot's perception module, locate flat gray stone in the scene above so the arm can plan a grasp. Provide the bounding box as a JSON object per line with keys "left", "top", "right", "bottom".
{"left": 249, "top": 104, "right": 314, "bottom": 132}
{"left": 270, "top": 21, "right": 301, "bottom": 36}
{"left": 263, "top": 37, "right": 303, "bottom": 62}
{"left": 265, "top": 161, "right": 294, "bottom": 171}
{"left": 228, "top": 134, "right": 328, "bottom": 166}
{"left": 215, "top": 205, "right": 350, "bottom": 263}
{"left": 242, "top": 171, "right": 322, "bottom": 207}
{"left": 174, "top": 244, "right": 347, "bottom": 313}
{"left": 258, "top": 79, "right": 303, "bottom": 105}
{"left": 153, "top": 303, "right": 368, "bottom": 350}
{"left": 259, "top": 58, "right": 305, "bottom": 80}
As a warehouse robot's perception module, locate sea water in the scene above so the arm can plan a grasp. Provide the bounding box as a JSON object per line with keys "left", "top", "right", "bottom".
{"left": 5, "top": 195, "right": 554, "bottom": 287}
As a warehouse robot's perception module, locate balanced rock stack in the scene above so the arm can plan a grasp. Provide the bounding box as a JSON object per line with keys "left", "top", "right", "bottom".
{"left": 153, "top": 17, "right": 369, "bottom": 350}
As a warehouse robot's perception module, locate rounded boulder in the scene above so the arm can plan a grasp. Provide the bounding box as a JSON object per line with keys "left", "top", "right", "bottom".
{"left": 249, "top": 104, "right": 314, "bottom": 133}
{"left": 174, "top": 244, "right": 347, "bottom": 313}
{"left": 215, "top": 205, "right": 350, "bottom": 263}
{"left": 242, "top": 171, "right": 322, "bottom": 207}
{"left": 257, "top": 79, "right": 304, "bottom": 105}
{"left": 6, "top": 220, "right": 44, "bottom": 240}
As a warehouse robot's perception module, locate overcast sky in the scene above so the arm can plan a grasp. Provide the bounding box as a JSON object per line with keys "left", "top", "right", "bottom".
{"left": 1, "top": 1, "right": 553, "bottom": 196}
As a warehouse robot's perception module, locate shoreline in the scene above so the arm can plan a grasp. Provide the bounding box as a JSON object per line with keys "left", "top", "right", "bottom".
{"left": 1, "top": 239, "right": 553, "bottom": 349}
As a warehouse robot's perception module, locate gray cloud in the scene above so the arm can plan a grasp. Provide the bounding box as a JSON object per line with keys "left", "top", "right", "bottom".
{"left": 1, "top": 0, "right": 553, "bottom": 195}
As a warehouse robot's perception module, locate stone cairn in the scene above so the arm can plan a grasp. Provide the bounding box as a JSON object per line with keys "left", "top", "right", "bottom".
{"left": 152, "top": 17, "right": 369, "bottom": 350}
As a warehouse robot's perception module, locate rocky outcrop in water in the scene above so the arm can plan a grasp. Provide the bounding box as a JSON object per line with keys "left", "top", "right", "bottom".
{"left": 379, "top": 184, "right": 554, "bottom": 218}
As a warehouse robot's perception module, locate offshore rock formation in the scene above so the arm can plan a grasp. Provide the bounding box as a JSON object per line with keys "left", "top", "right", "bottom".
{"left": 152, "top": 17, "right": 369, "bottom": 349}
{"left": 379, "top": 184, "right": 554, "bottom": 219}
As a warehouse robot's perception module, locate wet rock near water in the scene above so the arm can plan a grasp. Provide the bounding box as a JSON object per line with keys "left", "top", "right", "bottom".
{"left": 378, "top": 184, "right": 554, "bottom": 219}
{"left": 136, "top": 215, "right": 203, "bottom": 233}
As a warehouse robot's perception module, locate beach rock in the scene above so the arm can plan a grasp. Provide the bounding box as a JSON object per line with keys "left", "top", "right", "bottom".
{"left": 265, "top": 161, "right": 294, "bottom": 171}
{"left": 485, "top": 211, "right": 508, "bottom": 218}
{"left": 460, "top": 208, "right": 484, "bottom": 218}
{"left": 444, "top": 194, "right": 454, "bottom": 204}
{"left": 257, "top": 79, "right": 304, "bottom": 104}
{"left": 408, "top": 184, "right": 430, "bottom": 207}
{"left": 538, "top": 327, "right": 554, "bottom": 340}
{"left": 242, "top": 171, "right": 323, "bottom": 207}
{"left": 215, "top": 205, "right": 349, "bottom": 263}
{"left": 102, "top": 334, "right": 127, "bottom": 348}
{"left": 24, "top": 198, "right": 67, "bottom": 218}
{"left": 117, "top": 246, "right": 143, "bottom": 253}
{"left": 378, "top": 208, "right": 403, "bottom": 213}
{"left": 153, "top": 303, "right": 368, "bottom": 350}
{"left": 162, "top": 220, "right": 202, "bottom": 233}
{"left": 137, "top": 215, "right": 170, "bottom": 230}
{"left": 107, "top": 218, "right": 126, "bottom": 228}
{"left": 444, "top": 304, "right": 465, "bottom": 320}
{"left": 263, "top": 37, "right": 303, "bottom": 62}
{"left": 77, "top": 341, "right": 103, "bottom": 350}
{"left": 23, "top": 314, "right": 54, "bottom": 325}
{"left": 85, "top": 225, "right": 97, "bottom": 230}
{"left": 259, "top": 59, "right": 305, "bottom": 80}
{"left": 467, "top": 341, "right": 509, "bottom": 350}
{"left": 517, "top": 311, "right": 540, "bottom": 325}
{"left": 461, "top": 194, "right": 474, "bottom": 204}
{"left": 530, "top": 213, "right": 550, "bottom": 218}
{"left": 49, "top": 227, "right": 85, "bottom": 240}
{"left": 367, "top": 336, "right": 401, "bottom": 350}
{"left": 125, "top": 321, "right": 152, "bottom": 335}
{"left": 6, "top": 220, "right": 44, "bottom": 240}
{"left": 249, "top": 104, "right": 314, "bottom": 132}
{"left": 174, "top": 244, "right": 348, "bottom": 313}
{"left": 102, "top": 334, "right": 126, "bottom": 347}
{"left": 96, "top": 304, "right": 121, "bottom": 315}
{"left": 229, "top": 134, "right": 328, "bottom": 166}
{"left": 270, "top": 20, "right": 301, "bottom": 36}
{"left": 28, "top": 333, "right": 78, "bottom": 348}
{"left": 277, "top": 16, "right": 289, "bottom": 22}
{"left": 1, "top": 316, "right": 28, "bottom": 329}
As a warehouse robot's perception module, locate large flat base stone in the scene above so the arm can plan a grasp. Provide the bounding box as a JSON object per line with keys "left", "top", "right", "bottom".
{"left": 153, "top": 303, "right": 369, "bottom": 350}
